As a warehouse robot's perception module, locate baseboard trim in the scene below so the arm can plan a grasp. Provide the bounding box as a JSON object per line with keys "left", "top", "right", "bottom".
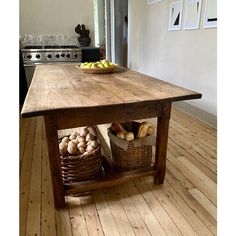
{"left": 173, "top": 101, "right": 217, "bottom": 129}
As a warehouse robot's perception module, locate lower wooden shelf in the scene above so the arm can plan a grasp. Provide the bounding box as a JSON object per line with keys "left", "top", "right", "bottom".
{"left": 64, "top": 156, "right": 156, "bottom": 195}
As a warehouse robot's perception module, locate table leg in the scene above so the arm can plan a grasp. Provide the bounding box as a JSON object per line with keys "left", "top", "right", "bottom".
{"left": 44, "top": 115, "right": 65, "bottom": 209}
{"left": 154, "top": 103, "right": 171, "bottom": 184}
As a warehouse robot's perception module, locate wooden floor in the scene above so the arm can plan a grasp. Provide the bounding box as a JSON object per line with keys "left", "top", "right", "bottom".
{"left": 20, "top": 107, "right": 217, "bottom": 236}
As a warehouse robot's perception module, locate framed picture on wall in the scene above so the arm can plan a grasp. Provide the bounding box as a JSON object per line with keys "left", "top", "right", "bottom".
{"left": 147, "top": 0, "right": 163, "bottom": 4}
{"left": 183, "top": 0, "right": 202, "bottom": 30}
{"left": 168, "top": 1, "right": 183, "bottom": 31}
{"left": 203, "top": 0, "right": 217, "bottom": 28}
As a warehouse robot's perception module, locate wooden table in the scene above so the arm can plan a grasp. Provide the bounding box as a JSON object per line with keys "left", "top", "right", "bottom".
{"left": 21, "top": 64, "right": 202, "bottom": 209}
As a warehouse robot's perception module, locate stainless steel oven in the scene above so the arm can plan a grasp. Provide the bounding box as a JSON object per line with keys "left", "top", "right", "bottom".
{"left": 21, "top": 45, "right": 101, "bottom": 88}
{"left": 21, "top": 45, "right": 82, "bottom": 88}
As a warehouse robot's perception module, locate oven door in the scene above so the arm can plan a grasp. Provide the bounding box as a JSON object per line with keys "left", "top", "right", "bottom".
{"left": 24, "top": 64, "right": 36, "bottom": 88}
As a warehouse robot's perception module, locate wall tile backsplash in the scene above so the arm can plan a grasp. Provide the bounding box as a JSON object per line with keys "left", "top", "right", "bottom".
{"left": 22, "top": 34, "right": 79, "bottom": 47}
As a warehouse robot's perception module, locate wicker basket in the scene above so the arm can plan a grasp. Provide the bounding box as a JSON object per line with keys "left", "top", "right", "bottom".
{"left": 75, "top": 64, "right": 117, "bottom": 74}
{"left": 59, "top": 136, "right": 102, "bottom": 184}
{"left": 108, "top": 121, "right": 152, "bottom": 172}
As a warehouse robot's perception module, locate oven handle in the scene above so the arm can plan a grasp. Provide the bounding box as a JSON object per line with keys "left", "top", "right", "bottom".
{"left": 24, "top": 64, "right": 37, "bottom": 67}
{"left": 23, "top": 62, "right": 81, "bottom": 67}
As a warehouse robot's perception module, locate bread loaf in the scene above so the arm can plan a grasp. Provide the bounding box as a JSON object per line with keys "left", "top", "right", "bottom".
{"left": 116, "top": 131, "right": 125, "bottom": 139}
{"left": 136, "top": 122, "right": 149, "bottom": 138}
{"left": 147, "top": 126, "right": 154, "bottom": 135}
{"left": 111, "top": 123, "right": 127, "bottom": 135}
{"left": 125, "top": 132, "right": 135, "bottom": 141}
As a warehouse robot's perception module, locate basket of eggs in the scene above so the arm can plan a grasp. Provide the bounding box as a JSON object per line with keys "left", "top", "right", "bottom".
{"left": 108, "top": 121, "right": 155, "bottom": 172}
{"left": 58, "top": 127, "right": 102, "bottom": 184}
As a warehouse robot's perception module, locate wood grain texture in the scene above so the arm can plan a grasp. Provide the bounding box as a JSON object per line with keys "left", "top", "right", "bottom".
{"left": 154, "top": 103, "right": 171, "bottom": 184}
{"left": 44, "top": 115, "right": 65, "bottom": 209}
{"left": 21, "top": 64, "right": 201, "bottom": 118}
{"left": 20, "top": 107, "right": 216, "bottom": 236}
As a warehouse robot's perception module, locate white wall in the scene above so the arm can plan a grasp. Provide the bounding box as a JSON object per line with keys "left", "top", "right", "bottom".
{"left": 20, "top": 0, "right": 95, "bottom": 45}
{"left": 128, "top": 0, "right": 217, "bottom": 116}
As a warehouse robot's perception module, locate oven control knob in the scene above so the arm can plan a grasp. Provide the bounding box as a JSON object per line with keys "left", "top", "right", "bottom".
{"left": 27, "top": 55, "right": 32, "bottom": 59}
{"left": 61, "top": 53, "right": 65, "bottom": 57}
{"left": 55, "top": 54, "right": 60, "bottom": 58}
{"left": 66, "top": 54, "right": 70, "bottom": 58}
{"left": 36, "top": 54, "right": 40, "bottom": 59}
{"left": 74, "top": 53, "right": 78, "bottom": 58}
{"left": 47, "top": 54, "right": 52, "bottom": 58}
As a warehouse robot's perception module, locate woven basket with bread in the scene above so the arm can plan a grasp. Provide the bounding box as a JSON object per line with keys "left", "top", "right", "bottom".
{"left": 108, "top": 121, "right": 155, "bottom": 172}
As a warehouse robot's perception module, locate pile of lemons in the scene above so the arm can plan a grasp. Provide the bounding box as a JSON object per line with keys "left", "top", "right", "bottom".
{"left": 80, "top": 59, "right": 115, "bottom": 69}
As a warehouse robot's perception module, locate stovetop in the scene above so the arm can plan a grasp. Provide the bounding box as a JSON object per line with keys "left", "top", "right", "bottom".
{"left": 21, "top": 45, "right": 82, "bottom": 64}
{"left": 23, "top": 45, "right": 79, "bottom": 49}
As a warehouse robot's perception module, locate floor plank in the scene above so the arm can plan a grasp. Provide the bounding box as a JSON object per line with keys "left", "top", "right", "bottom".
{"left": 20, "top": 118, "right": 36, "bottom": 236}
{"left": 41, "top": 124, "right": 57, "bottom": 236}
{"left": 20, "top": 107, "right": 217, "bottom": 236}
{"left": 165, "top": 169, "right": 217, "bottom": 234}
{"left": 102, "top": 187, "right": 136, "bottom": 236}
{"left": 188, "top": 188, "right": 217, "bottom": 221}
{"left": 26, "top": 117, "right": 43, "bottom": 236}
{"left": 133, "top": 178, "right": 182, "bottom": 236}
{"left": 92, "top": 190, "right": 120, "bottom": 236}
{"left": 79, "top": 195, "right": 104, "bottom": 236}
{"left": 177, "top": 156, "right": 217, "bottom": 206}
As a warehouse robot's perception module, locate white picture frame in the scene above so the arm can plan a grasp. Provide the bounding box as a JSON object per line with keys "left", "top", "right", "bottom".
{"left": 203, "top": 0, "right": 217, "bottom": 28}
{"left": 168, "top": 1, "right": 183, "bottom": 31}
{"left": 183, "top": 0, "right": 202, "bottom": 30}
{"left": 147, "top": 0, "right": 163, "bottom": 5}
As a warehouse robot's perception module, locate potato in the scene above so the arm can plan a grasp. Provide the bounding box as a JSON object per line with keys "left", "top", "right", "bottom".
{"left": 67, "top": 143, "right": 77, "bottom": 155}
{"left": 86, "top": 140, "right": 91, "bottom": 146}
{"left": 72, "top": 131, "right": 79, "bottom": 137}
{"left": 83, "top": 151, "right": 89, "bottom": 156}
{"left": 78, "top": 147, "right": 85, "bottom": 154}
{"left": 77, "top": 142, "right": 86, "bottom": 149}
{"left": 77, "top": 136, "right": 85, "bottom": 143}
{"left": 61, "top": 137, "right": 69, "bottom": 143}
{"left": 69, "top": 134, "right": 77, "bottom": 140}
{"left": 71, "top": 139, "right": 79, "bottom": 145}
{"left": 91, "top": 140, "right": 99, "bottom": 148}
{"left": 86, "top": 144, "right": 94, "bottom": 152}
{"left": 86, "top": 133, "right": 95, "bottom": 142}
{"left": 59, "top": 142, "right": 68, "bottom": 155}
{"left": 80, "top": 128, "right": 89, "bottom": 137}
{"left": 68, "top": 140, "right": 76, "bottom": 146}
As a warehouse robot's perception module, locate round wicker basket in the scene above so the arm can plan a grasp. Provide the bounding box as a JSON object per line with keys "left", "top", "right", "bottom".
{"left": 75, "top": 64, "right": 117, "bottom": 74}
{"left": 59, "top": 137, "right": 102, "bottom": 184}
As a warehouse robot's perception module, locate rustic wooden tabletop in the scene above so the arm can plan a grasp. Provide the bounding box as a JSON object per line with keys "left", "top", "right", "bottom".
{"left": 21, "top": 63, "right": 201, "bottom": 118}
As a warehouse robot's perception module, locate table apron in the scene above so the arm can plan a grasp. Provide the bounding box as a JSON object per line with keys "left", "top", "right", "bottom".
{"left": 56, "top": 102, "right": 163, "bottom": 129}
